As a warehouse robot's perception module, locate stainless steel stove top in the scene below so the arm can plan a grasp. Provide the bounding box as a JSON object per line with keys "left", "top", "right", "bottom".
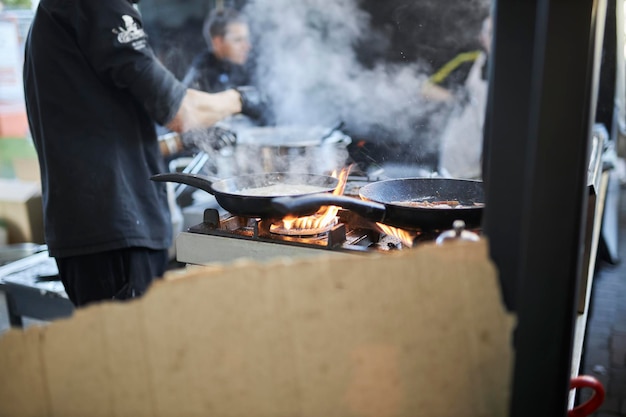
{"left": 174, "top": 171, "right": 454, "bottom": 266}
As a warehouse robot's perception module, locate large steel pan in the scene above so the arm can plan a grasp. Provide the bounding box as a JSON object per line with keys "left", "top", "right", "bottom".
{"left": 231, "top": 124, "right": 351, "bottom": 175}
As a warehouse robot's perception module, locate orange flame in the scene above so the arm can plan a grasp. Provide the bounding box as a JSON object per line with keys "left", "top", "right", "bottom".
{"left": 375, "top": 223, "right": 415, "bottom": 248}
{"left": 281, "top": 165, "right": 352, "bottom": 231}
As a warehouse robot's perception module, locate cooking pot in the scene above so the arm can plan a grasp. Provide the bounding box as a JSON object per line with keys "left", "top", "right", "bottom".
{"left": 226, "top": 125, "right": 352, "bottom": 175}
{"left": 271, "top": 178, "right": 484, "bottom": 230}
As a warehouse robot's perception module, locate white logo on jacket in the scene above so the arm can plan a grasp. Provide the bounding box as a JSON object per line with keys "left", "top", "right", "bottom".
{"left": 113, "top": 15, "right": 146, "bottom": 46}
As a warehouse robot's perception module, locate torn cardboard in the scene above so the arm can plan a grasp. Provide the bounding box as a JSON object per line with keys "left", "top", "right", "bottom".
{"left": 0, "top": 240, "right": 515, "bottom": 417}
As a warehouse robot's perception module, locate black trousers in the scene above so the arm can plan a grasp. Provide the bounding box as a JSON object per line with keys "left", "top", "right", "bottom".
{"left": 55, "top": 247, "right": 169, "bottom": 307}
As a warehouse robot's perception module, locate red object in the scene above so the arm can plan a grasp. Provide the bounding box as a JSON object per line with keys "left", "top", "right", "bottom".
{"left": 568, "top": 375, "right": 605, "bottom": 417}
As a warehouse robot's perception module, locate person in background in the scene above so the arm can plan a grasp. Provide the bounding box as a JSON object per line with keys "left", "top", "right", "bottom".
{"left": 158, "top": 7, "right": 269, "bottom": 163}
{"left": 23, "top": 0, "right": 263, "bottom": 307}
{"left": 435, "top": 15, "right": 492, "bottom": 179}
{"left": 183, "top": 7, "right": 252, "bottom": 94}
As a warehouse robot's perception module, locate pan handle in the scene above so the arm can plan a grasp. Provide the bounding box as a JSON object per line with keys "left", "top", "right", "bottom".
{"left": 271, "top": 195, "right": 387, "bottom": 222}
{"left": 150, "top": 172, "right": 219, "bottom": 195}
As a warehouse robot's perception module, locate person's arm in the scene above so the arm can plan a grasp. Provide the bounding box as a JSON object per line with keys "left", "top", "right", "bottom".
{"left": 75, "top": 0, "right": 187, "bottom": 125}
{"left": 166, "top": 88, "right": 242, "bottom": 133}
{"left": 75, "top": 0, "right": 261, "bottom": 134}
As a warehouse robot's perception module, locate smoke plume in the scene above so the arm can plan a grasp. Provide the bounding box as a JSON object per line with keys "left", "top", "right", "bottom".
{"left": 244, "top": 0, "right": 454, "bottom": 155}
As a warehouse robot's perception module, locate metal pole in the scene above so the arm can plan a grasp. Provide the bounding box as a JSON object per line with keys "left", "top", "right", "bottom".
{"left": 484, "top": 0, "right": 604, "bottom": 415}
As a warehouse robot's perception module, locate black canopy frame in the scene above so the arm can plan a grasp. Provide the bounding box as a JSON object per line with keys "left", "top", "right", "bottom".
{"left": 483, "top": 0, "right": 614, "bottom": 415}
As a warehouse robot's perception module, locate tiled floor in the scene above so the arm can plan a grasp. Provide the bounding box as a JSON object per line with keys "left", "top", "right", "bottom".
{"left": 580, "top": 186, "right": 626, "bottom": 416}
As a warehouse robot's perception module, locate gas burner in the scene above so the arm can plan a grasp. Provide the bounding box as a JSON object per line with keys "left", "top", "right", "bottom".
{"left": 270, "top": 216, "right": 339, "bottom": 236}
{"left": 175, "top": 176, "right": 483, "bottom": 266}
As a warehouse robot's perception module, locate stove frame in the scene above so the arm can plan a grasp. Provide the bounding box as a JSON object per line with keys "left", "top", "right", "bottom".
{"left": 175, "top": 207, "right": 412, "bottom": 265}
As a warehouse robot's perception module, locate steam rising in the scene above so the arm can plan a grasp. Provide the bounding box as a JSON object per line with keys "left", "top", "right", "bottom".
{"left": 244, "top": 0, "right": 449, "bottom": 153}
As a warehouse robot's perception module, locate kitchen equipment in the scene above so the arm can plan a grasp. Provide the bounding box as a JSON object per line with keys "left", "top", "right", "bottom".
{"left": 151, "top": 172, "right": 339, "bottom": 218}
{"left": 319, "top": 121, "right": 345, "bottom": 143}
{"left": 231, "top": 124, "right": 352, "bottom": 175}
{"left": 569, "top": 375, "right": 605, "bottom": 417}
{"left": 174, "top": 174, "right": 458, "bottom": 266}
{"left": 271, "top": 178, "right": 484, "bottom": 230}
{"left": 0, "top": 249, "right": 72, "bottom": 327}
{"left": 435, "top": 220, "right": 481, "bottom": 245}
{"left": 0, "top": 243, "right": 47, "bottom": 266}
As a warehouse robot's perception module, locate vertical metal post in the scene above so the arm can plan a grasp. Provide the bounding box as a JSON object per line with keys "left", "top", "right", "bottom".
{"left": 483, "top": 0, "right": 539, "bottom": 311}
{"left": 484, "top": 0, "right": 604, "bottom": 415}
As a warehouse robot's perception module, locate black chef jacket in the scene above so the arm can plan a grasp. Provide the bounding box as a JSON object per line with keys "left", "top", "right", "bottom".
{"left": 182, "top": 51, "right": 251, "bottom": 93}
{"left": 23, "top": 0, "right": 186, "bottom": 257}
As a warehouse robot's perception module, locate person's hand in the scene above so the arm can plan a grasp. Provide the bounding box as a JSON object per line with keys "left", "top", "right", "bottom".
{"left": 235, "top": 86, "right": 269, "bottom": 119}
{"left": 206, "top": 125, "right": 237, "bottom": 149}
{"left": 167, "top": 89, "right": 242, "bottom": 133}
{"left": 181, "top": 126, "right": 237, "bottom": 151}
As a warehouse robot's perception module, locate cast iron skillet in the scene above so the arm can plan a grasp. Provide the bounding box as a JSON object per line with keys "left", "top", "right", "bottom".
{"left": 150, "top": 172, "right": 339, "bottom": 218}
{"left": 271, "top": 178, "right": 484, "bottom": 230}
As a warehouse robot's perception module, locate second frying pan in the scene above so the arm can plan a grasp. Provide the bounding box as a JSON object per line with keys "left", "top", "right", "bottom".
{"left": 271, "top": 178, "right": 484, "bottom": 230}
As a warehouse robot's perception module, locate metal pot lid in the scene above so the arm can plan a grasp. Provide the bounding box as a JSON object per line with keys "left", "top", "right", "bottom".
{"left": 235, "top": 125, "right": 348, "bottom": 147}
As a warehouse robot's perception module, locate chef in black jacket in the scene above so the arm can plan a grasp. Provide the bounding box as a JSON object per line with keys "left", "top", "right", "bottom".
{"left": 172, "top": 7, "right": 271, "bottom": 157}
{"left": 23, "top": 0, "right": 262, "bottom": 307}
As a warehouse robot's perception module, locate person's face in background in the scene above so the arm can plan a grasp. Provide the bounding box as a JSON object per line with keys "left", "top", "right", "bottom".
{"left": 480, "top": 16, "right": 492, "bottom": 54}
{"left": 212, "top": 22, "right": 251, "bottom": 66}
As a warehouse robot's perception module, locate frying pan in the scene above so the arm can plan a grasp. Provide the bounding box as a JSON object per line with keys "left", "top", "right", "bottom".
{"left": 271, "top": 178, "right": 484, "bottom": 230}
{"left": 150, "top": 172, "right": 339, "bottom": 218}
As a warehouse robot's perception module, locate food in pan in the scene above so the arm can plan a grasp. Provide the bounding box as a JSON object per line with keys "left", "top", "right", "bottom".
{"left": 237, "top": 184, "right": 331, "bottom": 196}
{"left": 391, "top": 200, "right": 485, "bottom": 209}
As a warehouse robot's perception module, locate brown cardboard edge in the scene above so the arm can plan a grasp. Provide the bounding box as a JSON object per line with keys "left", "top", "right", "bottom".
{"left": 0, "top": 239, "right": 516, "bottom": 417}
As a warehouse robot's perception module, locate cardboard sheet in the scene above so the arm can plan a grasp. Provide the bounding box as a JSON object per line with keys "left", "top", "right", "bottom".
{"left": 0, "top": 240, "right": 515, "bottom": 417}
